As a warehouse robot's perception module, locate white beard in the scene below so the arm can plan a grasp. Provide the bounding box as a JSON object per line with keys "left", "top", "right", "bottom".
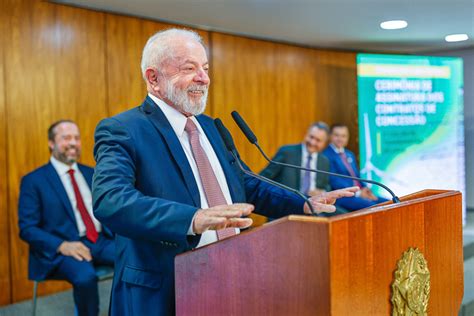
{"left": 165, "top": 81, "right": 208, "bottom": 116}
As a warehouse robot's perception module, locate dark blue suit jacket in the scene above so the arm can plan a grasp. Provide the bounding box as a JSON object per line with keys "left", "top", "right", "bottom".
{"left": 322, "top": 145, "right": 366, "bottom": 190}
{"left": 92, "top": 96, "right": 306, "bottom": 315}
{"left": 18, "top": 162, "right": 111, "bottom": 280}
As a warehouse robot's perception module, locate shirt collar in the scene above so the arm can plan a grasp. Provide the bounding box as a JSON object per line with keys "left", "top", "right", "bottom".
{"left": 50, "top": 155, "right": 78, "bottom": 176}
{"left": 301, "top": 143, "right": 318, "bottom": 159}
{"left": 148, "top": 93, "right": 200, "bottom": 138}
{"left": 330, "top": 143, "right": 345, "bottom": 154}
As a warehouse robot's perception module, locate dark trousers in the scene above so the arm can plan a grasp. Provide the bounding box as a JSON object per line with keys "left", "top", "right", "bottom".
{"left": 52, "top": 234, "right": 114, "bottom": 316}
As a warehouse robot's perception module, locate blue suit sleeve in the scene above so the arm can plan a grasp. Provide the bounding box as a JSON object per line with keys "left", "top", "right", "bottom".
{"left": 238, "top": 157, "right": 305, "bottom": 218}
{"left": 93, "top": 118, "right": 199, "bottom": 248}
{"left": 348, "top": 151, "right": 366, "bottom": 188}
{"left": 327, "top": 149, "right": 367, "bottom": 190}
{"left": 18, "top": 176, "right": 64, "bottom": 259}
{"left": 244, "top": 175, "right": 306, "bottom": 218}
{"left": 327, "top": 157, "right": 348, "bottom": 190}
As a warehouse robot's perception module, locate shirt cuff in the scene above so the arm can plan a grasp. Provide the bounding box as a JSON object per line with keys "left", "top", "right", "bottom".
{"left": 187, "top": 212, "right": 199, "bottom": 235}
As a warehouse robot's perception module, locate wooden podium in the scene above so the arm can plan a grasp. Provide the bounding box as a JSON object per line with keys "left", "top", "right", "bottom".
{"left": 175, "top": 190, "right": 464, "bottom": 315}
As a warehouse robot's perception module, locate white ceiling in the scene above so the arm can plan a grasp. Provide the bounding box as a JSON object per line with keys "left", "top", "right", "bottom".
{"left": 54, "top": 0, "right": 474, "bottom": 53}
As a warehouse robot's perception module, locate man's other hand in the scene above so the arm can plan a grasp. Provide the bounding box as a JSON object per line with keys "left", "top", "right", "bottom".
{"left": 58, "top": 241, "right": 92, "bottom": 262}
{"left": 360, "top": 187, "right": 378, "bottom": 201}
{"left": 193, "top": 203, "right": 254, "bottom": 234}
{"left": 304, "top": 186, "right": 359, "bottom": 214}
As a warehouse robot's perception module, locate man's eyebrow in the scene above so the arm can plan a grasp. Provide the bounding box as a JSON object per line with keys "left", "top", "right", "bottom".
{"left": 181, "top": 59, "right": 209, "bottom": 65}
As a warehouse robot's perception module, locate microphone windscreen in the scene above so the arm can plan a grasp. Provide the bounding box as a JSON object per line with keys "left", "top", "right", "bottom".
{"left": 214, "top": 118, "right": 236, "bottom": 152}
{"left": 231, "top": 111, "right": 258, "bottom": 144}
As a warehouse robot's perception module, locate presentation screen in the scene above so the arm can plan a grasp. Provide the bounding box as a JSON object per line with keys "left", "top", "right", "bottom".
{"left": 357, "top": 54, "right": 465, "bottom": 215}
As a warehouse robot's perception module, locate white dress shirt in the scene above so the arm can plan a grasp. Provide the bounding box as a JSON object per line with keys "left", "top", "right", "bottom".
{"left": 149, "top": 94, "right": 237, "bottom": 247}
{"left": 330, "top": 143, "right": 344, "bottom": 154}
{"left": 300, "top": 144, "right": 318, "bottom": 192}
{"left": 50, "top": 156, "right": 102, "bottom": 236}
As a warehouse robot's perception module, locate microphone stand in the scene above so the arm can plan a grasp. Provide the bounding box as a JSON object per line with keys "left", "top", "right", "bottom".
{"left": 230, "top": 110, "right": 401, "bottom": 204}
{"left": 214, "top": 118, "right": 317, "bottom": 215}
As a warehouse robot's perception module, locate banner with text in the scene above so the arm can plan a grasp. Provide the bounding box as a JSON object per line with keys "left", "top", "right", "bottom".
{"left": 357, "top": 54, "right": 465, "bottom": 219}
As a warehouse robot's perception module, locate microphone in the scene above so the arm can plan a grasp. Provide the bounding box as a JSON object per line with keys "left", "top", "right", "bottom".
{"left": 230, "top": 111, "right": 401, "bottom": 204}
{"left": 213, "top": 118, "right": 317, "bottom": 215}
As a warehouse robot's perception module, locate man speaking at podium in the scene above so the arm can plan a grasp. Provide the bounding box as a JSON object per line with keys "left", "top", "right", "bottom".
{"left": 92, "top": 28, "right": 358, "bottom": 315}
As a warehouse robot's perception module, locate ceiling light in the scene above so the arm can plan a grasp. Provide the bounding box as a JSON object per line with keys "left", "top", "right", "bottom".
{"left": 445, "top": 34, "right": 469, "bottom": 42}
{"left": 380, "top": 20, "right": 408, "bottom": 30}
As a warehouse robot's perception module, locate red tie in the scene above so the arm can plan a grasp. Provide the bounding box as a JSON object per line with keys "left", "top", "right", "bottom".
{"left": 339, "top": 152, "right": 362, "bottom": 188}
{"left": 67, "top": 169, "right": 98, "bottom": 243}
{"left": 185, "top": 118, "right": 236, "bottom": 240}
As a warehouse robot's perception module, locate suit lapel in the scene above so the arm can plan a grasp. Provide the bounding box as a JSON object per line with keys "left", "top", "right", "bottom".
{"left": 197, "top": 116, "right": 244, "bottom": 202}
{"left": 45, "top": 163, "right": 77, "bottom": 223}
{"left": 289, "top": 145, "right": 302, "bottom": 189}
{"left": 78, "top": 164, "right": 92, "bottom": 188}
{"left": 78, "top": 164, "right": 114, "bottom": 237}
{"left": 141, "top": 97, "right": 201, "bottom": 206}
{"left": 328, "top": 145, "right": 344, "bottom": 171}
{"left": 316, "top": 154, "right": 324, "bottom": 188}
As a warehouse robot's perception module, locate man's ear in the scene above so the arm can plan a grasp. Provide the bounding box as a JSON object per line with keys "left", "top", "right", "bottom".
{"left": 48, "top": 140, "right": 55, "bottom": 152}
{"left": 145, "top": 68, "right": 161, "bottom": 93}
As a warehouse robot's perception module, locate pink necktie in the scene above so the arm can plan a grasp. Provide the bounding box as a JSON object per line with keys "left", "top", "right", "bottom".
{"left": 185, "top": 118, "right": 236, "bottom": 240}
{"left": 67, "top": 169, "right": 98, "bottom": 243}
{"left": 339, "top": 152, "right": 362, "bottom": 188}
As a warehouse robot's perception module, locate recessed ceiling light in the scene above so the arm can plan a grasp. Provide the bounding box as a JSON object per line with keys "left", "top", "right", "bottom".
{"left": 445, "top": 34, "right": 469, "bottom": 42}
{"left": 380, "top": 20, "right": 408, "bottom": 30}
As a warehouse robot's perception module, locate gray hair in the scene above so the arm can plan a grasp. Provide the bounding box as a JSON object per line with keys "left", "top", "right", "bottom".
{"left": 309, "top": 121, "right": 330, "bottom": 134}
{"left": 140, "top": 28, "right": 205, "bottom": 80}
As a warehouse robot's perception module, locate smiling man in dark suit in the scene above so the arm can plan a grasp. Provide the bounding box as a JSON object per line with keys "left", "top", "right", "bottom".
{"left": 260, "top": 121, "right": 348, "bottom": 215}
{"left": 92, "top": 28, "right": 358, "bottom": 315}
{"left": 18, "top": 120, "right": 114, "bottom": 316}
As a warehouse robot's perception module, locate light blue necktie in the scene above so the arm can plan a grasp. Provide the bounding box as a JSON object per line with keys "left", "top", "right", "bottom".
{"left": 301, "top": 155, "right": 312, "bottom": 195}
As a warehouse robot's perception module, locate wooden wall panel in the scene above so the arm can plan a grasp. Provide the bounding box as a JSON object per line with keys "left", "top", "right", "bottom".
{"left": 105, "top": 13, "right": 211, "bottom": 116}
{"left": 4, "top": 0, "right": 108, "bottom": 302}
{"left": 0, "top": 0, "right": 12, "bottom": 306}
{"left": 273, "top": 45, "right": 320, "bottom": 154}
{"left": 211, "top": 33, "right": 358, "bottom": 171}
{"left": 211, "top": 33, "right": 280, "bottom": 172}
{"left": 314, "top": 51, "right": 359, "bottom": 155}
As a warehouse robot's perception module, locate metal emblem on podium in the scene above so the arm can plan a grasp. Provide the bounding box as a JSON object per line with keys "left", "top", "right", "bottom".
{"left": 391, "top": 248, "right": 430, "bottom": 315}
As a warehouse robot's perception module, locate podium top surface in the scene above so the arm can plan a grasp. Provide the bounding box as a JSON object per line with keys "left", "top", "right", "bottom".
{"left": 282, "top": 189, "right": 461, "bottom": 224}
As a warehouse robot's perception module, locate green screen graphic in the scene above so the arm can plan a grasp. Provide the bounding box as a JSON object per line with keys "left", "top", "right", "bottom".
{"left": 357, "top": 54, "right": 465, "bottom": 209}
